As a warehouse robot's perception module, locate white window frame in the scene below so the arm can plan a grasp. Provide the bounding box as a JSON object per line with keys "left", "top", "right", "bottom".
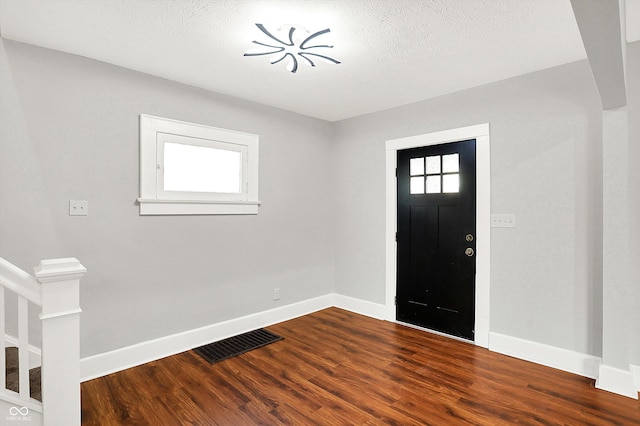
{"left": 137, "top": 115, "right": 260, "bottom": 215}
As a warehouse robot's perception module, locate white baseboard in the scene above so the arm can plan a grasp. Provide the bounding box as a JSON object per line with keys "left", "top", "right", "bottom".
{"left": 489, "top": 332, "right": 602, "bottom": 379}
{"left": 632, "top": 364, "right": 640, "bottom": 392}
{"left": 597, "top": 364, "right": 638, "bottom": 399}
{"left": 80, "top": 294, "right": 334, "bottom": 382}
{"left": 332, "top": 294, "right": 385, "bottom": 320}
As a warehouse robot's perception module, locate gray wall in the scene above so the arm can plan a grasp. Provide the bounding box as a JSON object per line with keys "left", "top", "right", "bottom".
{"left": 0, "top": 40, "right": 334, "bottom": 357}
{"left": 627, "top": 42, "right": 640, "bottom": 366}
{"left": 2, "top": 35, "right": 638, "bottom": 365}
{"left": 332, "top": 59, "right": 604, "bottom": 356}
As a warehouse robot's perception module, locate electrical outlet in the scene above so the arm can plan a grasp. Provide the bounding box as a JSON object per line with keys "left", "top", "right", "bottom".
{"left": 69, "top": 200, "right": 88, "bottom": 216}
{"left": 273, "top": 288, "right": 280, "bottom": 301}
{"left": 491, "top": 213, "right": 516, "bottom": 228}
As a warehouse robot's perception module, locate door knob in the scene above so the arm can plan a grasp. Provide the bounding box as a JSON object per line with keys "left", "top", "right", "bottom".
{"left": 465, "top": 247, "right": 474, "bottom": 257}
{"left": 465, "top": 234, "right": 474, "bottom": 242}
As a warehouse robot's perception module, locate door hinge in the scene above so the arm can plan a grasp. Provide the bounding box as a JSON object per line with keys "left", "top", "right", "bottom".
{"left": 394, "top": 296, "right": 397, "bottom": 305}
{"left": 395, "top": 232, "right": 398, "bottom": 242}
{"left": 395, "top": 168, "right": 398, "bottom": 177}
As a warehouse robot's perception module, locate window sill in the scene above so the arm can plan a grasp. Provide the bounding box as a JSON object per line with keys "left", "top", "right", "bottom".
{"left": 137, "top": 198, "right": 261, "bottom": 215}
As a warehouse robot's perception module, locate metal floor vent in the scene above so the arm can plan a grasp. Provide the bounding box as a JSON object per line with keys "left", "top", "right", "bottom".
{"left": 193, "top": 328, "right": 283, "bottom": 364}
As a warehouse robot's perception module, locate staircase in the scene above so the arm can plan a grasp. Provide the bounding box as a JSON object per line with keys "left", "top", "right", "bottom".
{"left": 1, "top": 257, "right": 85, "bottom": 426}
{"left": 5, "top": 347, "right": 41, "bottom": 402}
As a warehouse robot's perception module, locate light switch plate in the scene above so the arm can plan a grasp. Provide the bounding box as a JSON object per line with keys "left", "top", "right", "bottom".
{"left": 491, "top": 213, "right": 515, "bottom": 228}
{"left": 69, "top": 200, "right": 88, "bottom": 216}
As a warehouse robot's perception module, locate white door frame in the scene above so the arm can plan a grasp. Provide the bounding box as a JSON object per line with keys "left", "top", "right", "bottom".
{"left": 385, "top": 123, "right": 491, "bottom": 348}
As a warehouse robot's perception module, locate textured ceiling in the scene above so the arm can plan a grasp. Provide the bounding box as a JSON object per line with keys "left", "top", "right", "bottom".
{"left": 0, "top": 0, "right": 637, "bottom": 121}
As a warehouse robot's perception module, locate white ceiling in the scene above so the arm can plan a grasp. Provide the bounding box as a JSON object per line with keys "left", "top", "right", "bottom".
{"left": 1, "top": 0, "right": 639, "bottom": 122}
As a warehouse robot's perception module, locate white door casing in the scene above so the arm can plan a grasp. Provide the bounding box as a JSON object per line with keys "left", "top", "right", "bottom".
{"left": 385, "top": 123, "right": 491, "bottom": 347}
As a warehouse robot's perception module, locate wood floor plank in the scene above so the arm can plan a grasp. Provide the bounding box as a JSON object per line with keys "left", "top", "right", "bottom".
{"left": 81, "top": 308, "right": 640, "bottom": 425}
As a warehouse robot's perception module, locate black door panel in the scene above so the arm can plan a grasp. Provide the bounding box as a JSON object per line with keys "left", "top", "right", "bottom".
{"left": 396, "top": 140, "right": 476, "bottom": 340}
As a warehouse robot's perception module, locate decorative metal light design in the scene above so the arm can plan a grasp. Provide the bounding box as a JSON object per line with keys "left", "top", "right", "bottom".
{"left": 244, "top": 23, "right": 340, "bottom": 73}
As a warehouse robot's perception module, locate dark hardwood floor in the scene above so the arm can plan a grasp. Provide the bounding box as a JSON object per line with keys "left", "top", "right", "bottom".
{"left": 81, "top": 308, "right": 640, "bottom": 425}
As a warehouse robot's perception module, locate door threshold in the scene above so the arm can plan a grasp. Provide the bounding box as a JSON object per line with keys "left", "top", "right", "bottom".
{"left": 395, "top": 320, "right": 475, "bottom": 345}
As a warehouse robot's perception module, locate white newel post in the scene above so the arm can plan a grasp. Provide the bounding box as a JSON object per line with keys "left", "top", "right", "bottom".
{"left": 34, "top": 258, "right": 86, "bottom": 426}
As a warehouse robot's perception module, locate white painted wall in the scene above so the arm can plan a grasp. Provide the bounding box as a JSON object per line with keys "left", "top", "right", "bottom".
{"left": 332, "top": 59, "right": 604, "bottom": 356}
{"left": 0, "top": 40, "right": 335, "bottom": 358}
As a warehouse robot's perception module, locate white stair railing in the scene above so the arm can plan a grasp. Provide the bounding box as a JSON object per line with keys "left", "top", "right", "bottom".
{"left": 0, "top": 257, "right": 43, "bottom": 421}
{"left": 1, "top": 257, "right": 85, "bottom": 426}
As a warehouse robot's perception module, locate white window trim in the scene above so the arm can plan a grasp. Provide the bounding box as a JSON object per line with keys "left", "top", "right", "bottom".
{"left": 137, "top": 114, "right": 260, "bottom": 215}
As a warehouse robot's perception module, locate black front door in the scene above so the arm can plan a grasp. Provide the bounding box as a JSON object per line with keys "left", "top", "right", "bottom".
{"left": 396, "top": 139, "right": 476, "bottom": 340}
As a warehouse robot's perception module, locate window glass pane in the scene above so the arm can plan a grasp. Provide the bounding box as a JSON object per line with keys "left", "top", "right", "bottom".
{"left": 426, "top": 175, "right": 441, "bottom": 193}
{"left": 163, "top": 142, "right": 241, "bottom": 193}
{"left": 410, "top": 176, "right": 424, "bottom": 194}
{"left": 443, "top": 173, "right": 459, "bottom": 193}
{"left": 410, "top": 157, "right": 424, "bottom": 176}
{"left": 426, "top": 156, "right": 441, "bottom": 174}
{"left": 442, "top": 153, "right": 459, "bottom": 173}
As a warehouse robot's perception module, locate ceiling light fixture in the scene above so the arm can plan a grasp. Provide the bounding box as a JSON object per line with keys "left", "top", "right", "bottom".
{"left": 244, "top": 23, "right": 340, "bottom": 73}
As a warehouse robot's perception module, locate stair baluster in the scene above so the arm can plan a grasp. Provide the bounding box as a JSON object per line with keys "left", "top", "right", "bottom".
{"left": 17, "top": 296, "right": 30, "bottom": 401}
